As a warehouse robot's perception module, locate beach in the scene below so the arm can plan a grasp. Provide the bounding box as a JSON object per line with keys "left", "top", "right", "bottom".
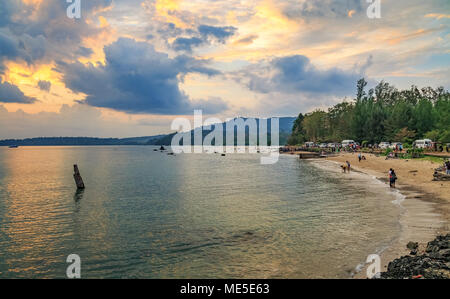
{"left": 325, "top": 152, "right": 449, "bottom": 278}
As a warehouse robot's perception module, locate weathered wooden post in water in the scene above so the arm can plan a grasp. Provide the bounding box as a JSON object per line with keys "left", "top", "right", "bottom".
{"left": 73, "top": 164, "right": 85, "bottom": 189}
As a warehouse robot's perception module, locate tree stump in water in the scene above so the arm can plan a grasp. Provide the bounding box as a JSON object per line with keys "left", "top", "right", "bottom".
{"left": 73, "top": 164, "right": 85, "bottom": 189}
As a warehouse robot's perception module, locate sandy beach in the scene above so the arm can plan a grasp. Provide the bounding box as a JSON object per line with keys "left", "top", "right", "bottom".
{"left": 325, "top": 152, "right": 449, "bottom": 278}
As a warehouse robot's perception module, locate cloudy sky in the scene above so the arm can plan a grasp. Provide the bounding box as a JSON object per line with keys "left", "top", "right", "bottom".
{"left": 0, "top": 0, "right": 449, "bottom": 138}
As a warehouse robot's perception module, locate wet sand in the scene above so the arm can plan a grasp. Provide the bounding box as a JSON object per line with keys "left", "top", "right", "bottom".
{"left": 326, "top": 152, "right": 449, "bottom": 278}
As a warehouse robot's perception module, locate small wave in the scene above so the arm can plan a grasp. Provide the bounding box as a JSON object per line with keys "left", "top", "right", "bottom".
{"left": 350, "top": 241, "right": 394, "bottom": 278}
{"left": 391, "top": 189, "right": 406, "bottom": 207}
{"left": 308, "top": 159, "right": 407, "bottom": 279}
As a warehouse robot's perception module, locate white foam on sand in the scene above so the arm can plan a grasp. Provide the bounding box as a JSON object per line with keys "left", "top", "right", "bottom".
{"left": 391, "top": 188, "right": 406, "bottom": 206}
{"left": 310, "top": 159, "right": 406, "bottom": 207}
{"left": 307, "top": 158, "right": 444, "bottom": 278}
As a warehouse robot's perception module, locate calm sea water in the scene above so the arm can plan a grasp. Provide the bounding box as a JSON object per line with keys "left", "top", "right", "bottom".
{"left": 0, "top": 146, "right": 402, "bottom": 278}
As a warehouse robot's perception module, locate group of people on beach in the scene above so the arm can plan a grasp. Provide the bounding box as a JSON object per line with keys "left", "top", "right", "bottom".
{"left": 358, "top": 153, "right": 367, "bottom": 162}
{"left": 341, "top": 161, "right": 351, "bottom": 173}
{"left": 341, "top": 154, "right": 399, "bottom": 188}
{"left": 342, "top": 154, "right": 366, "bottom": 172}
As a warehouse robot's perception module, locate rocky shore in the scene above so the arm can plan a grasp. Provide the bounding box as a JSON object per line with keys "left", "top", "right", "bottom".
{"left": 380, "top": 234, "right": 450, "bottom": 279}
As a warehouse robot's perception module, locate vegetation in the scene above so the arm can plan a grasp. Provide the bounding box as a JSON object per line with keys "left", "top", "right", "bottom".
{"left": 288, "top": 78, "right": 450, "bottom": 145}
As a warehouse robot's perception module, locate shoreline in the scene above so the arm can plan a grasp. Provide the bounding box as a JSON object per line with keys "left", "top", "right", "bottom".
{"left": 322, "top": 153, "right": 449, "bottom": 278}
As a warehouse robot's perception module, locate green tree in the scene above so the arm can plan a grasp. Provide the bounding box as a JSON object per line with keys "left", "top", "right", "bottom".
{"left": 303, "top": 110, "right": 329, "bottom": 142}
{"left": 412, "top": 98, "right": 435, "bottom": 137}
{"left": 287, "top": 113, "right": 306, "bottom": 145}
{"left": 394, "top": 127, "right": 416, "bottom": 144}
{"left": 424, "top": 130, "right": 440, "bottom": 142}
{"left": 288, "top": 79, "right": 449, "bottom": 146}
{"left": 328, "top": 101, "right": 354, "bottom": 141}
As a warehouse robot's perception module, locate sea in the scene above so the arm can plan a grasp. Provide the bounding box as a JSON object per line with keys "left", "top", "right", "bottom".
{"left": 0, "top": 146, "right": 403, "bottom": 278}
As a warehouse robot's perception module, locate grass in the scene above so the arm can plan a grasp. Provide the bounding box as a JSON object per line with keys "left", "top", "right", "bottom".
{"left": 419, "top": 156, "right": 447, "bottom": 164}
{"left": 377, "top": 148, "right": 446, "bottom": 164}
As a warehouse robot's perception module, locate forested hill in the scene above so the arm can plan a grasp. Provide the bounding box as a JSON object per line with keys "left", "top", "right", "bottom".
{"left": 288, "top": 79, "right": 450, "bottom": 145}
{"left": 147, "top": 117, "right": 297, "bottom": 146}
{"left": 0, "top": 136, "right": 164, "bottom": 146}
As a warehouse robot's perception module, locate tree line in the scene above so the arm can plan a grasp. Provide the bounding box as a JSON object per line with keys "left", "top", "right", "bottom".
{"left": 288, "top": 78, "right": 450, "bottom": 146}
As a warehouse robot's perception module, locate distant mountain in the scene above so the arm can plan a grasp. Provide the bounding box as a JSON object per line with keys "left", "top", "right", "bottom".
{"left": 148, "top": 117, "right": 297, "bottom": 146}
{"left": 0, "top": 136, "right": 164, "bottom": 146}
{"left": 0, "top": 117, "right": 296, "bottom": 147}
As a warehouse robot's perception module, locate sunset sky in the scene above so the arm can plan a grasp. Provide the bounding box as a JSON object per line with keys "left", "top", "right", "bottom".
{"left": 0, "top": 0, "right": 449, "bottom": 138}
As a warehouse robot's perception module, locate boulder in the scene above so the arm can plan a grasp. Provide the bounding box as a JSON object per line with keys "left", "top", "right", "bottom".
{"left": 407, "top": 242, "right": 418, "bottom": 250}
{"left": 379, "top": 234, "right": 450, "bottom": 279}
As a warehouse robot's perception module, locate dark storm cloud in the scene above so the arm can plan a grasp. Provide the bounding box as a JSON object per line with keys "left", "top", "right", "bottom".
{"left": 0, "top": 0, "right": 18, "bottom": 27}
{"left": 242, "top": 55, "right": 363, "bottom": 96}
{"left": 0, "top": 30, "right": 20, "bottom": 61}
{"left": 0, "top": 80, "right": 36, "bottom": 103}
{"left": 37, "top": 80, "right": 51, "bottom": 92}
{"left": 0, "top": 0, "right": 113, "bottom": 66}
{"left": 198, "top": 25, "right": 237, "bottom": 42}
{"left": 172, "top": 37, "right": 204, "bottom": 52}
{"left": 56, "top": 38, "right": 227, "bottom": 115}
{"left": 0, "top": 0, "right": 113, "bottom": 104}
{"left": 75, "top": 46, "right": 94, "bottom": 58}
{"left": 170, "top": 24, "right": 238, "bottom": 52}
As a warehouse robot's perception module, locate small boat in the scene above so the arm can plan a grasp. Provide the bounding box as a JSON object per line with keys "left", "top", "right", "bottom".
{"left": 160, "top": 146, "right": 166, "bottom": 151}
{"left": 8, "top": 145, "right": 19, "bottom": 148}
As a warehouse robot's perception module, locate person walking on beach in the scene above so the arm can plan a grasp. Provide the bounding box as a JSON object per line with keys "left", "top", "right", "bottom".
{"left": 346, "top": 161, "right": 351, "bottom": 172}
{"left": 389, "top": 168, "right": 397, "bottom": 188}
{"left": 358, "top": 153, "right": 362, "bottom": 162}
{"left": 446, "top": 160, "right": 450, "bottom": 175}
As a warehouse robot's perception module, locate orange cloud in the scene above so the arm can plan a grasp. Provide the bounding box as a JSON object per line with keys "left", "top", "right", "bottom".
{"left": 233, "top": 34, "right": 259, "bottom": 46}
{"left": 425, "top": 13, "right": 450, "bottom": 20}
{"left": 22, "top": 0, "right": 43, "bottom": 6}
{"left": 1, "top": 61, "right": 86, "bottom": 113}
{"left": 255, "top": 0, "right": 295, "bottom": 29}
{"left": 154, "top": 0, "right": 190, "bottom": 28}
{"left": 387, "top": 28, "right": 441, "bottom": 45}
{"left": 98, "top": 16, "right": 109, "bottom": 28}
{"left": 79, "top": 16, "right": 118, "bottom": 66}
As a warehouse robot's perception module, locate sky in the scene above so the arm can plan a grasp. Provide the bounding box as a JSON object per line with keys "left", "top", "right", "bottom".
{"left": 0, "top": 0, "right": 449, "bottom": 139}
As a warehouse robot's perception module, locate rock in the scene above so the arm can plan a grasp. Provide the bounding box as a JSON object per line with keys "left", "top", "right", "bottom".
{"left": 440, "top": 249, "right": 450, "bottom": 257}
{"left": 379, "top": 234, "right": 450, "bottom": 279}
{"left": 407, "top": 242, "right": 419, "bottom": 250}
{"left": 429, "top": 252, "right": 443, "bottom": 259}
{"left": 433, "top": 172, "right": 450, "bottom": 181}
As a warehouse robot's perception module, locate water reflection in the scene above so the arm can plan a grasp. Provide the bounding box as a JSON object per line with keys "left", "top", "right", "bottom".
{"left": 73, "top": 189, "right": 84, "bottom": 213}
{"left": 74, "top": 189, "right": 84, "bottom": 202}
{"left": 0, "top": 146, "right": 403, "bottom": 278}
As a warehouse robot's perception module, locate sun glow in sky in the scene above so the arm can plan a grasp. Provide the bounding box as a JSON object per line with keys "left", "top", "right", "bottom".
{"left": 0, "top": 0, "right": 449, "bottom": 138}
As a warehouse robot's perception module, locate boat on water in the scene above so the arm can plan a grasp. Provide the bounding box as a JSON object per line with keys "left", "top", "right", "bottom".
{"left": 8, "top": 145, "right": 19, "bottom": 148}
